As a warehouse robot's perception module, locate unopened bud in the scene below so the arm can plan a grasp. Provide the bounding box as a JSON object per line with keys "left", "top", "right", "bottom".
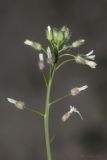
{"left": 33, "top": 42, "right": 42, "bottom": 51}
{"left": 24, "top": 39, "right": 42, "bottom": 51}
{"left": 24, "top": 40, "right": 33, "bottom": 46}
{"left": 39, "top": 53, "right": 44, "bottom": 62}
{"left": 53, "top": 29, "right": 58, "bottom": 43}
{"left": 57, "top": 31, "right": 63, "bottom": 42}
{"left": 61, "top": 26, "right": 70, "bottom": 40}
{"left": 47, "top": 47, "right": 54, "bottom": 64}
{"left": 72, "top": 39, "right": 85, "bottom": 48}
{"left": 38, "top": 53, "right": 45, "bottom": 70}
{"left": 46, "top": 26, "right": 53, "bottom": 41}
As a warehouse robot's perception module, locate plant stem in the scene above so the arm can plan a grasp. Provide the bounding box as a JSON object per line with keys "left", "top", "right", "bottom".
{"left": 44, "top": 65, "right": 55, "bottom": 160}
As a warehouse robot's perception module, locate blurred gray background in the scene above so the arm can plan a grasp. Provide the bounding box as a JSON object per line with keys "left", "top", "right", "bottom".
{"left": 0, "top": 0, "right": 107, "bottom": 160}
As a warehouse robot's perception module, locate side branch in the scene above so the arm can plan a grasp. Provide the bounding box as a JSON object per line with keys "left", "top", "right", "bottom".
{"left": 56, "top": 59, "right": 74, "bottom": 71}
{"left": 26, "top": 106, "right": 44, "bottom": 118}
{"left": 50, "top": 93, "right": 71, "bottom": 106}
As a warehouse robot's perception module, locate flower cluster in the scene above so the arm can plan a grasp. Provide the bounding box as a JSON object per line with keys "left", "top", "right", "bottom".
{"left": 24, "top": 26, "right": 97, "bottom": 70}
{"left": 7, "top": 26, "right": 97, "bottom": 123}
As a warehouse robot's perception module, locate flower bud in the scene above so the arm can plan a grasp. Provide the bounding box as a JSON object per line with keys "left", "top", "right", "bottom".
{"left": 53, "top": 29, "right": 58, "bottom": 43}
{"left": 46, "top": 26, "right": 53, "bottom": 41}
{"left": 7, "top": 98, "right": 25, "bottom": 110}
{"left": 57, "top": 31, "right": 63, "bottom": 43}
{"left": 24, "top": 39, "right": 42, "bottom": 51}
{"left": 33, "top": 42, "right": 42, "bottom": 51}
{"left": 61, "top": 26, "right": 70, "bottom": 40}
{"left": 47, "top": 47, "right": 54, "bottom": 64}
{"left": 38, "top": 53, "right": 45, "bottom": 70}
{"left": 24, "top": 40, "right": 33, "bottom": 46}
{"left": 72, "top": 39, "right": 85, "bottom": 48}
{"left": 71, "top": 85, "right": 88, "bottom": 96}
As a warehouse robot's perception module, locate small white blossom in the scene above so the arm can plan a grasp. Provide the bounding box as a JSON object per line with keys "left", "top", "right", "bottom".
{"left": 86, "top": 50, "right": 95, "bottom": 60}
{"left": 38, "top": 53, "right": 45, "bottom": 70}
{"left": 47, "top": 47, "right": 54, "bottom": 64}
{"left": 62, "top": 105, "right": 83, "bottom": 122}
{"left": 71, "top": 85, "right": 88, "bottom": 96}
{"left": 85, "top": 60, "right": 97, "bottom": 68}
{"left": 76, "top": 54, "right": 97, "bottom": 69}
{"left": 7, "top": 98, "right": 25, "bottom": 110}
{"left": 47, "top": 47, "right": 52, "bottom": 59}
{"left": 39, "top": 53, "right": 44, "bottom": 62}
{"left": 24, "top": 40, "right": 33, "bottom": 46}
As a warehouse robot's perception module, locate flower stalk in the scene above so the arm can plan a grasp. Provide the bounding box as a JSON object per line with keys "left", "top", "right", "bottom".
{"left": 44, "top": 65, "right": 56, "bottom": 160}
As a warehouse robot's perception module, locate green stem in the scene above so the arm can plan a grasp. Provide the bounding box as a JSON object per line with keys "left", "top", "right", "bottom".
{"left": 56, "top": 59, "right": 74, "bottom": 71}
{"left": 59, "top": 53, "right": 75, "bottom": 59}
{"left": 59, "top": 45, "right": 73, "bottom": 53}
{"left": 50, "top": 122, "right": 63, "bottom": 143}
{"left": 42, "top": 71, "right": 48, "bottom": 88}
{"left": 26, "top": 106, "right": 44, "bottom": 117}
{"left": 44, "top": 65, "right": 55, "bottom": 160}
{"left": 50, "top": 93, "right": 71, "bottom": 106}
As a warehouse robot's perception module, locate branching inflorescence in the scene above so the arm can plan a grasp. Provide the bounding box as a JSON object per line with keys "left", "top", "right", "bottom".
{"left": 7, "top": 26, "right": 97, "bottom": 160}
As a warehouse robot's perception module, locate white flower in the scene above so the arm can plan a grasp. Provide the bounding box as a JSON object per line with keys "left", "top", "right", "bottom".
{"left": 47, "top": 47, "right": 52, "bottom": 59}
{"left": 62, "top": 105, "right": 83, "bottom": 122}
{"left": 85, "top": 60, "right": 97, "bottom": 68}
{"left": 39, "top": 53, "right": 44, "bottom": 62}
{"left": 24, "top": 40, "right": 33, "bottom": 46}
{"left": 71, "top": 85, "right": 88, "bottom": 96}
{"left": 86, "top": 50, "right": 95, "bottom": 60}
{"left": 47, "top": 47, "right": 54, "bottom": 64}
{"left": 75, "top": 50, "right": 97, "bottom": 69}
{"left": 7, "top": 98, "right": 25, "bottom": 110}
{"left": 38, "top": 53, "right": 45, "bottom": 70}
